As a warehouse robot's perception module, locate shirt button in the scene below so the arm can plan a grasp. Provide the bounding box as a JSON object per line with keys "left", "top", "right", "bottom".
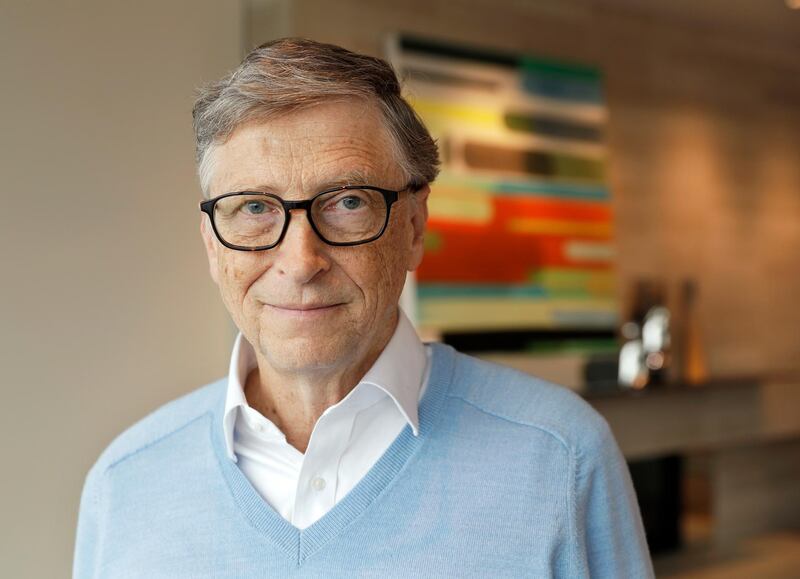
{"left": 311, "top": 477, "right": 327, "bottom": 491}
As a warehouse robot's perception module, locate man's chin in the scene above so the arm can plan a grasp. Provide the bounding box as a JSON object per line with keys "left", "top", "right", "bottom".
{"left": 262, "top": 302, "right": 347, "bottom": 322}
{"left": 257, "top": 335, "right": 354, "bottom": 375}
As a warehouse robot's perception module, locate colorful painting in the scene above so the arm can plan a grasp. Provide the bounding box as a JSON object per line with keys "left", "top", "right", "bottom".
{"left": 389, "top": 36, "right": 619, "bottom": 332}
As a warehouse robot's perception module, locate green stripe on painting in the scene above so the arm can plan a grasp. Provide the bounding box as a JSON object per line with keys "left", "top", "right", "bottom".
{"left": 436, "top": 173, "right": 609, "bottom": 200}
{"left": 504, "top": 112, "right": 603, "bottom": 142}
{"left": 519, "top": 58, "right": 604, "bottom": 104}
{"left": 463, "top": 142, "right": 605, "bottom": 181}
{"left": 529, "top": 269, "right": 616, "bottom": 296}
{"left": 519, "top": 56, "right": 602, "bottom": 81}
{"left": 554, "top": 154, "right": 605, "bottom": 180}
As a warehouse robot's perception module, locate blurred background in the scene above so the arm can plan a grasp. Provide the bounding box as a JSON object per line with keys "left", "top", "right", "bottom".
{"left": 2, "top": 0, "right": 799, "bottom": 577}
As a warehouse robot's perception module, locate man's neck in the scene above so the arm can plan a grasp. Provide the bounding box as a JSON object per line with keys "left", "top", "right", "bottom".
{"left": 244, "top": 319, "right": 397, "bottom": 454}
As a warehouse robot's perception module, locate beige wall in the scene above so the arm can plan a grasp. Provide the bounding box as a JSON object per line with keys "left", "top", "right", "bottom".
{"left": 274, "top": 0, "right": 800, "bottom": 379}
{"left": 0, "top": 1, "right": 242, "bottom": 576}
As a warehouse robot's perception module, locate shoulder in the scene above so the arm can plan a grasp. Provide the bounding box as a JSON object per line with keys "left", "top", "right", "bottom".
{"left": 434, "top": 343, "right": 613, "bottom": 453}
{"left": 88, "top": 378, "right": 226, "bottom": 477}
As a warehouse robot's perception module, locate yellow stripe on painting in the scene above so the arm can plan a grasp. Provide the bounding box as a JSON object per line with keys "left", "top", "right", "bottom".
{"left": 564, "top": 241, "right": 616, "bottom": 262}
{"left": 507, "top": 218, "right": 612, "bottom": 237}
{"left": 534, "top": 269, "right": 617, "bottom": 295}
{"left": 408, "top": 98, "right": 503, "bottom": 129}
{"left": 428, "top": 185, "right": 494, "bottom": 224}
{"left": 419, "top": 297, "right": 618, "bottom": 331}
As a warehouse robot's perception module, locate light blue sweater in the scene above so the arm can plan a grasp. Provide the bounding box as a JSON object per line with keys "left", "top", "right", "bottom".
{"left": 74, "top": 343, "right": 654, "bottom": 578}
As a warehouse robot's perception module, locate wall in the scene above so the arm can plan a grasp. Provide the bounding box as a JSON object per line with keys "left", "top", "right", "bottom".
{"left": 0, "top": 1, "right": 242, "bottom": 576}
{"left": 268, "top": 0, "right": 800, "bottom": 379}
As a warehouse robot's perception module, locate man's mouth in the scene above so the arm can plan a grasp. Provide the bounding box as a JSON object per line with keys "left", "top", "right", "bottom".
{"left": 265, "top": 302, "right": 346, "bottom": 318}
{"left": 270, "top": 302, "right": 343, "bottom": 310}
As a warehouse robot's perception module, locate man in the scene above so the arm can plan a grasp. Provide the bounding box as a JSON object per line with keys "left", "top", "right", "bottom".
{"left": 74, "top": 38, "right": 653, "bottom": 577}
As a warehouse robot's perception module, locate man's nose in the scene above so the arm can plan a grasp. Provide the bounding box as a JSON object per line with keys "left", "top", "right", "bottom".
{"left": 272, "top": 209, "right": 331, "bottom": 284}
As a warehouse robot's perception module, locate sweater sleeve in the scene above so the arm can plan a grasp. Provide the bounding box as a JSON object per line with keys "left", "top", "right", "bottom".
{"left": 73, "top": 464, "right": 103, "bottom": 579}
{"left": 572, "top": 417, "right": 655, "bottom": 578}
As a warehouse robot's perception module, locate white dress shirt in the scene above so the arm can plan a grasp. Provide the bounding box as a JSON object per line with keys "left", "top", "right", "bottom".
{"left": 222, "top": 310, "right": 429, "bottom": 530}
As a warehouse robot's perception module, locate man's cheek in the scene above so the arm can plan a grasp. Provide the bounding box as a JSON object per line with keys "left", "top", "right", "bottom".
{"left": 377, "top": 249, "right": 405, "bottom": 286}
{"left": 216, "top": 265, "right": 249, "bottom": 312}
{"left": 220, "top": 255, "right": 256, "bottom": 285}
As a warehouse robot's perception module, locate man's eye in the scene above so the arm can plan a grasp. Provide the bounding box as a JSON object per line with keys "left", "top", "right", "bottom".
{"left": 242, "top": 201, "right": 268, "bottom": 215}
{"left": 338, "top": 196, "right": 364, "bottom": 210}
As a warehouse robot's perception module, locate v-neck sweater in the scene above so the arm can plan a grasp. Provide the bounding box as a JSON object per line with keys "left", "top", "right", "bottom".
{"left": 73, "top": 343, "right": 654, "bottom": 578}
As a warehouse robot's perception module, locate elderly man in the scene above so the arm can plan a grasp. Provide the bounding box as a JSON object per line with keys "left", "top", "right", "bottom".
{"left": 74, "top": 38, "right": 653, "bottom": 577}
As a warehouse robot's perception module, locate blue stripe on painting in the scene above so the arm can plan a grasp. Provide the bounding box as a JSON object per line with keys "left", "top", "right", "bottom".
{"left": 437, "top": 175, "right": 609, "bottom": 200}
{"left": 419, "top": 284, "right": 550, "bottom": 299}
{"left": 521, "top": 74, "right": 604, "bottom": 104}
{"left": 490, "top": 181, "right": 609, "bottom": 200}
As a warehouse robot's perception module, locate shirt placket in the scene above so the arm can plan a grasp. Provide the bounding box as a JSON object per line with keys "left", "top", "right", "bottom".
{"left": 292, "top": 407, "right": 356, "bottom": 529}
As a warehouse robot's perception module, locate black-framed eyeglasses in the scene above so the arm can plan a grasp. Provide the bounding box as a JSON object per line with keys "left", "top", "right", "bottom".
{"left": 200, "top": 184, "right": 411, "bottom": 251}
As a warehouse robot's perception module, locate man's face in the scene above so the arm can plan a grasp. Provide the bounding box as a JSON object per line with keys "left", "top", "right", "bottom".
{"left": 200, "top": 100, "right": 428, "bottom": 376}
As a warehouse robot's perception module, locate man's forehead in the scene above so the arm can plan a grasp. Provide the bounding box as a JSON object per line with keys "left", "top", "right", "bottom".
{"left": 209, "top": 103, "right": 397, "bottom": 195}
{"left": 211, "top": 147, "right": 392, "bottom": 196}
{"left": 229, "top": 99, "right": 387, "bottom": 150}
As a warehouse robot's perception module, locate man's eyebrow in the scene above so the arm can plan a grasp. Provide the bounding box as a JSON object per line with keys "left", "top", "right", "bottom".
{"left": 235, "top": 184, "right": 275, "bottom": 193}
{"left": 322, "top": 169, "right": 373, "bottom": 187}
{"left": 228, "top": 170, "right": 376, "bottom": 196}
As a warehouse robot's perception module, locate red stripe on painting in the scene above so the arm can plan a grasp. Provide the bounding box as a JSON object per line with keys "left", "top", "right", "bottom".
{"left": 418, "top": 226, "right": 611, "bottom": 283}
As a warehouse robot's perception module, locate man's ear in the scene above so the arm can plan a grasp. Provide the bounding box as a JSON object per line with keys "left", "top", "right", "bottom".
{"left": 200, "top": 215, "right": 220, "bottom": 285}
{"left": 407, "top": 184, "right": 430, "bottom": 272}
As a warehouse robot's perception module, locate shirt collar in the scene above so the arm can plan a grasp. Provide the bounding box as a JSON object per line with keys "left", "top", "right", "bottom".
{"left": 222, "top": 309, "right": 427, "bottom": 461}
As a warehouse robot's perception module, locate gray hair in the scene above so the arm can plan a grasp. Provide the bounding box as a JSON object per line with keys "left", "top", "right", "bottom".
{"left": 192, "top": 38, "right": 440, "bottom": 197}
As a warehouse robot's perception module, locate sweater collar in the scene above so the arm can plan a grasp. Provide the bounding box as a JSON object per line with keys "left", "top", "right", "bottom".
{"left": 210, "top": 342, "right": 455, "bottom": 561}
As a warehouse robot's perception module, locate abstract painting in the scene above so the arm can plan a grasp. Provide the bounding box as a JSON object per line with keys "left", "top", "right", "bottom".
{"left": 389, "top": 36, "right": 618, "bottom": 332}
